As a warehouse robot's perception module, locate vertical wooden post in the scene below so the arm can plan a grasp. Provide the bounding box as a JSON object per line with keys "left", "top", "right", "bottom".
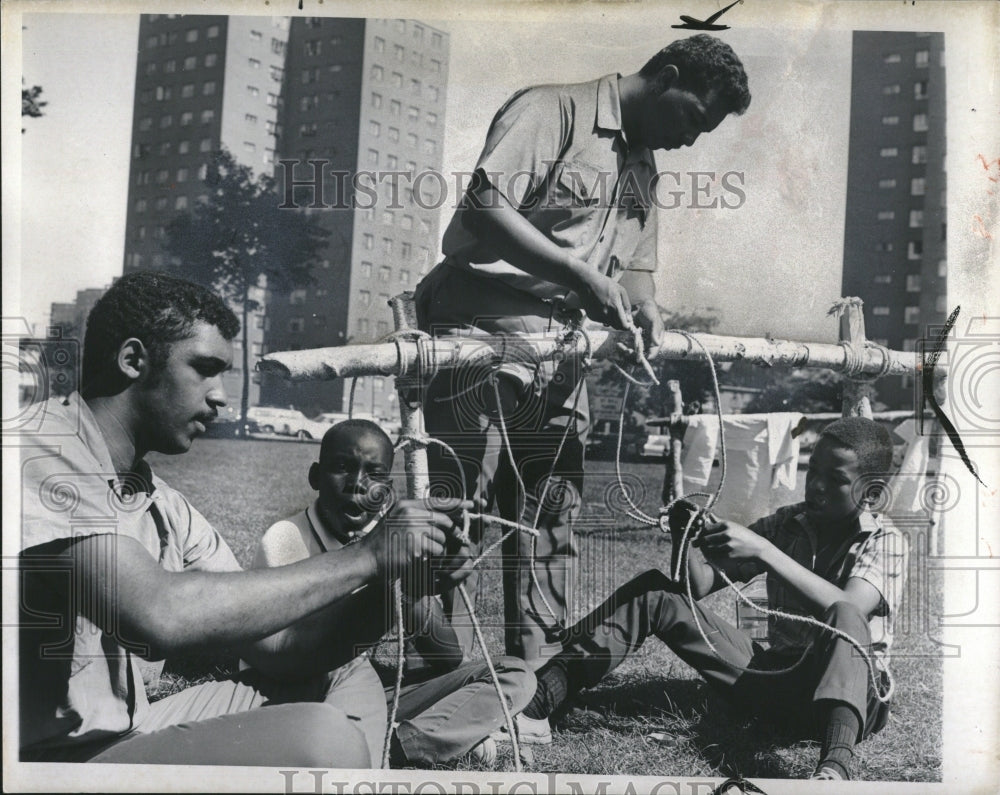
{"left": 388, "top": 293, "right": 430, "bottom": 499}
{"left": 839, "top": 299, "right": 873, "bottom": 419}
{"left": 661, "top": 380, "right": 686, "bottom": 504}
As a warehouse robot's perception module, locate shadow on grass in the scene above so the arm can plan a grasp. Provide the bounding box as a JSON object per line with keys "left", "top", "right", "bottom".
{"left": 559, "top": 677, "right": 819, "bottom": 779}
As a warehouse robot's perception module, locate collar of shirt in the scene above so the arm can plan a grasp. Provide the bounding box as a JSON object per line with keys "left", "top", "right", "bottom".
{"left": 595, "top": 73, "right": 656, "bottom": 171}
{"left": 789, "top": 506, "right": 882, "bottom": 575}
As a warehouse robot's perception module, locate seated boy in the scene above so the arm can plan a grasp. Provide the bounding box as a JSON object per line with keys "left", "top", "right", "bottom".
{"left": 251, "top": 419, "right": 536, "bottom": 767}
{"left": 520, "top": 417, "right": 907, "bottom": 781}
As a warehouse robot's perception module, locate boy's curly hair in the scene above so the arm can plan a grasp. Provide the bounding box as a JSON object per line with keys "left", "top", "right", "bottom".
{"left": 820, "top": 417, "right": 894, "bottom": 476}
{"left": 640, "top": 34, "right": 751, "bottom": 114}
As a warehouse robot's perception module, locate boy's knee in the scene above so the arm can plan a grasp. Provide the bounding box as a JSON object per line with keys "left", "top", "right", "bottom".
{"left": 283, "top": 703, "right": 372, "bottom": 768}
{"left": 495, "top": 656, "right": 537, "bottom": 711}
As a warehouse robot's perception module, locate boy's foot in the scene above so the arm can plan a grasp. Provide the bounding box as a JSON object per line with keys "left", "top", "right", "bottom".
{"left": 468, "top": 737, "right": 497, "bottom": 766}
{"left": 490, "top": 714, "right": 553, "bottom": 745}
{"left": 810, "top": 765, "right": 847, "bottom": 781}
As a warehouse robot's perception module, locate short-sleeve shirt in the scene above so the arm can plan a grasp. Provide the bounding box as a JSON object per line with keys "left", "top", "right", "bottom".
{"left": 18, "top": 393, "right": 241, "bottom": 754}
{"left": 440, "top": 74, "right": 659, "bottom": 304}
{"left": 735, "top": 503, "right": 908, "bottom": 672}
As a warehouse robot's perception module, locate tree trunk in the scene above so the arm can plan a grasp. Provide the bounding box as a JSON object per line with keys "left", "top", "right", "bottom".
{"left": 240, "top": 280, "right": 251, "bottom": 440}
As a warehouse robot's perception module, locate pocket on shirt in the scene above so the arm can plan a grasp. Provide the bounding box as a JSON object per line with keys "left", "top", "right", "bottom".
{"left": 552, "top": 161, "right": 606, "bottom": 208}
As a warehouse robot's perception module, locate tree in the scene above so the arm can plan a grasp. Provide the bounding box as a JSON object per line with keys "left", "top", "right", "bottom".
{"left": 164, "top": 149, "right": 330, "bottom": 437}
{"left": 22, "top": 82, "right": 46, "bottom": 133}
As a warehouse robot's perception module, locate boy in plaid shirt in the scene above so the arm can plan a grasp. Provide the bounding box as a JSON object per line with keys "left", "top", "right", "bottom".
{"left": 520, "top": 417, "right": 907, "bottom": 781}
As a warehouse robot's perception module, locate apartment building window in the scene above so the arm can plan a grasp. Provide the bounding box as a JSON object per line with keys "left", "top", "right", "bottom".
{"left": 881, "top": 115, "right": 899, "bottom": 125}
{"left": 359, "top": 290, "right": 372, "bottom": 307}
{"left": 428, "top": 86, "right": 440, "bottom": 102}
{"left": 411, "top": 51, "right": 423, "bottom": 67}
{"left": 160, "top": 115, "right": 173, "bottom": 129}
{"left": 180, "top": 111, "right": 193, "bottom": 126}
{"left": 882, "top": 83, "right": 900, "bottom": 95}
{"left": 288, "top": 318, "right": 304, "bottom": 333}
{"left": 178, "top": 140, "right": 190, "bottom": 154}
{"left": 904, "top": 306, "right": 920, "bottom": 324}
{"left": 145, "top": 62, "right": 157, "bottom": 75}
{"left": 908, "top": 241, "right": 923, "bottom": 260}
{"left": 879, "top": 147, "right": 898, "bottom": 158}
{"left": 245, "top": 113, "right": 258, "bottom": 124}
{"left": 913, "top": 113, "right": 928, "bottom": 132}
{"left": 200, "top": 138, "right": 212, "bottom": 152}
{"left": 401, "top": 242, "right": 412, "bottom": 259}
{"left": 390, "top": 100, "right": 401, "bottom": 116}
{"left": 432, "top": 31, "right": 442, "bottom": 48}
{"left": 378, "top": 266, "right": 391, "bottom": 282}
{"left": 877, "top": 210, "right": 895, "bottom": 220}
{"left": 299, "top": 123, "right": 317, "bottom": 137}
{"left": 906, "top": 274, "right": 922, "bottom": 292}
{"left": 250, "top": 30, "right": 262, "bottom": 41}
{"left": 873, "top": 274, "right": 892, "bottom": 284}
{"left": 183, "top": 56, "right": 197, "bottom": 71}
{"left": 407, "top": 106, "right": 419, "bottom": 122}
{"left": 204, "top": 53, "right": 218, "bottom": 68}
{"left": 374, "top": 37, "right": 385, "bottom": 52}
{"left": 382, "top": 210, "right": 394, "bottom": 226}
{"left": 368, "top": 148, "right": 380, "bottom": 166}
{"left": 175, "top": 196, "right": 188, "bottom": 211}
{"left": 878, "top": 179, "right": 896, "bottom": 189}
{"left": 181, "top": 83, "right": 195, "bottom": 98}
{"left": 371, "top": 65, "right": 384, "bottom": 80}
{"left": 302, "top": 67, "right": 320, "bottom": 84}
{"left": 423, "top": 139, "right": 437, "bottom": 155}
{"left": 382, "top": 238, "right": 392, "bottom": 255}
{"left": 270, "top": 65, "right": 283, "bottom": 83}
{"left": 139, "top": 116, "right": 152, "bottom": 131}
{"left": 388, "top": 72, "right": 401, "bottom": 88}
{"left": 395, "top": 19, "right": 406, "bottom": 32}
{"left": 155, "top": 197, "right": 168, "bottom": 211}
{"left": 159, "top": 142, "right": 172, "bottom": 156}
{"left": 363, "top": 234, "right": 374, "bottom": 250}
{"left": 264, "top": 148, "right": 275, "bottom": 164}
{"left": 203, "top": 81, "right": 217, "bottom": 96}
{"left": 872, "top": 306, "right": 890, "bottom": 316}
{"left": 909, "top": 177, "right": 926, "bottom": 196}
{"left": 399, "top": 269, "right": 411, "bottom": 286}
{"left": 426, "top": 112, "right": 438, "bottom": 127}
{"left": 914, "top": 80, "right": 928, "bottom": 100}
{"left": 300, "top": 94, "right": 319, "bottom": 111}
{"left": 289, "top": 288, "right": 308, "bottom": 305}
{"left": 394, "top": 44, "right": 405, "bottom": 62}
{"left": 272, "top": 39, "right": 285, "bottom": 56}
{"left": 387, "top": 154, "right": 398, "bottom": 169}
{"left": 135, "top": 198, "right": 147, "bottom": 213}
{"left": 407, "top": 133, "right": 418, "bottom": 148}
{"left": 938, "top": 259, "right": 947, "bottom": 277}
{"left": 413, "top": 24, "right": 424, "bottom": 41}
{"left": 201, "top": 109, "right": 215, "bottom": 124}
{"left": 267, "top": 92, "right": 279, "bottom": 107}
{"left": 430, "top": 59, "right": 441, "bottom": 74}
{"left": 372, "top": 92, "right": 383, "bottom": 109}
{"left": 244, "top": 141, "right": 256, "bottom": 153}
{"left": 410, "top": 79, "right": 421, "bottom": 96}
{"left": 357, "top": 318, "right": 370, "bottom": 337}
{"left": 156, "top": 168, "right": 169, "bottom": 183}
{"left": 401, "top": 215, "right": 413, "bottom": 230}
{"left": 388, "top": 127, "right": 400, "bottom": 143}
{"left": 915, "top": 50, "right": 929, "bottom": 68}
{"left": 207, "top": 25, "right": 220, "bottom": 39}
{"left": 177, "top": 167, "right": 188, "bottom": 182}
{"left": 146, "top": 35, "right": 158, "bottom": 48}
{"left": 361, "top": 261, "right": 373, "bottom": 277}
{"left": 370, "top": 121, "right": 381, "bottom": 137}
{"left": 936, "top": 295, "right": 948, "bottom": 313}
{"left": 909, "top": 210, "right": 924, "bottom": 228}
{"left": 198, "top": 164, "right": 208, "bottom": 180}
{"left": 185, "top": 28, "right": 198, "bottom": 43}
{"left": 912, "top": 146, "right": 927, "bottom": 164}
{"left": 883, "top": 53, "right": 901, "bottom": 63}
{"left": 305, "top": 39, "right": 322, "bottom": 56}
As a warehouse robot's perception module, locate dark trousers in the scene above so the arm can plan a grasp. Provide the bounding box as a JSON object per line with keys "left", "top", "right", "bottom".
{"left": 555, "top": 569, "right": 890, "bottom": 739}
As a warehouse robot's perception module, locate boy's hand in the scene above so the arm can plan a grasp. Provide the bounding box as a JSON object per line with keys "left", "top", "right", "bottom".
{"left": 362, "top": 498, "right": 471, "bottom": 581}
{"left": 633, "top": 299, "right": 664, "bottom": 357}
{"left": 575, "top": 269, "right": 633, "bottom": 330}
{"left": 695, "top": 520, "right": 768, "bottom": 562}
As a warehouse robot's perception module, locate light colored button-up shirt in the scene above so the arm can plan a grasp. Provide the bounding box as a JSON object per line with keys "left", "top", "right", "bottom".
{"left": 441, "top": 74, "right": 659, "bottom": 304}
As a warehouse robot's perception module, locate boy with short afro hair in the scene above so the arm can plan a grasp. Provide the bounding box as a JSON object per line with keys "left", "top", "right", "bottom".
{"left": 522, "top": 417, "right": 907, "bottom": 781}
{"left": 253, "top": 419, "right": 536, "bottom": 768}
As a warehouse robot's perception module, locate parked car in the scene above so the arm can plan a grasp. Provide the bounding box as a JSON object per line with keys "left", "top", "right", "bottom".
{"left": 246, "top": 406, "right": 310, "bottom": 436}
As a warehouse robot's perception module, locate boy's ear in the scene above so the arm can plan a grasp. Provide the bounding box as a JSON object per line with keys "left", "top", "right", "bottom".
{"left": 117, "top": 338, "right": 150, "bottom": 382}
{"left": 655, "top": 63, "right": 680, "bottom": 91}
{"left": 308, "top": 462, "right": 320, "bottom": 491}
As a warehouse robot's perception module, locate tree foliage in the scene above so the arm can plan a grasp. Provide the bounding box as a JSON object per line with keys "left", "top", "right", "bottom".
{"left": 22, "top": 83, "right": 46, "bottom": 132}
{"left": 164, "top": 148, "right": 330, "bottom": 436}
{"left": 744, "top": 368, "right": 846, "bottom": 414}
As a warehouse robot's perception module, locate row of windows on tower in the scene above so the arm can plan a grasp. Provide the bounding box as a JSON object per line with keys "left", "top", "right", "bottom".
{"left": 879, "top": 145, "right": 929, "bottom": 164}
{"left": 366, "top": 127, "right": 437, "bottom": 153}
{"left": 368, "top": 66, "right": 441, "bottom": 102}
{"left": 880, "top": 50, "right": 932, "bottom": 67}
{"left": 369, "top": 37, "right": 444, "bottom": 72}
{"left": 369, "top": 99, "right": 439, "bottom": 130}
{"left": 134, "top": 195, "right": 203, "bottom": 213}
{"left": 876, "top": 177, "right": 934, "bottom": 195}
{"left": 135, "top": 164, "right": 209, "bottom": 186}
{"left": 883, "top": 80, "right": 930, "bottom": 98}
{"left": 143, "top": 53, "right": 219, "bottom": 77}
{"left": 874, "top": 210, "right": 932, "bottom": 227}
{"left": 880, "top": 113, "right": 930, "bottom": 131}
{"left": 145, "top": 25, "right": 220, "bottom": 48}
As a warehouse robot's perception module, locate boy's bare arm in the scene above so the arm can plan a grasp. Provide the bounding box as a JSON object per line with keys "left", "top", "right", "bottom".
{"left": 404, "top": 595, "right": 464, "bottom": 672}
{"left": 697, "top": 521, "right": 882, "bottom": 617}
{"left": 461, "top": 178, "right": 633, "bottom": 330}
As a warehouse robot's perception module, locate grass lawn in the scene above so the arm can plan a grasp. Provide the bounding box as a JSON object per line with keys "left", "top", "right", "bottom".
{"left": 148, "top": 438, "right": 941, "bottom": 782}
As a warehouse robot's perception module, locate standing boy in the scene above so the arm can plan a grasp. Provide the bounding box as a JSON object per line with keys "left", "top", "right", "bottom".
{"left": 252, "top": 420, "right": 536, "bottom": 767}
{"left": 521, "top": 418, "right": 908, "bottom": 780}
{"left": 415, "top": 34, "right": 752, "bottom": 667}
{"left": 18, "top": 272, "right": 465, "bottom": 767}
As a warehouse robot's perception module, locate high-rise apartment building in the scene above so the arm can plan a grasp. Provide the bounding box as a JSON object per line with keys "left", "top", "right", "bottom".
{"left": 121, "top": 14, "right": 448, "bottom": 419}
{"left": 842, "top": 32, "right": 947, "bottom": 409}
{"left": 122, "top": 14, "right": 290, "bottom": 407}
{"left": 263, "top": 17, "right": 449, "bottom": 418}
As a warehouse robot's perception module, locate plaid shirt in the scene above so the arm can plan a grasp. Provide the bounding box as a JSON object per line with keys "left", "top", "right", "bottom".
{"left": 736, "top": 503, "right": 908, "bottom": 671}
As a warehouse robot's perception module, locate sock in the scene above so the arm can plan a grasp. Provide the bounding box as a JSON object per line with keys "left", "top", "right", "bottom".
{"left": 523, "top": 658, "right": 570, "bottom": 720}
{"left": 817, "top": 702, "right": 861, "bottom": 780}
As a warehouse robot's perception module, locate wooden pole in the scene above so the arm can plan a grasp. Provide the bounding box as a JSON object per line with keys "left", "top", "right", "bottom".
{"left": 839, "top": 299, "right": 873, "bottom": 419}
{"left": 387, "top": 293, "right": 429, "bottom": 499}
{"left": 661, "top": 380, "right": 686, "bottom": 505}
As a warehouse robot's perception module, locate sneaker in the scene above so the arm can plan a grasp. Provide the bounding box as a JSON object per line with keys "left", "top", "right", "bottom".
{"left": 491, "top": 713, "right": 553, "bottom": 745}
{"left": 810, "top": 765, "right": 847, "bottom": 781}
{"left": 468, "top": 737, "right": 497, "bottom": 766}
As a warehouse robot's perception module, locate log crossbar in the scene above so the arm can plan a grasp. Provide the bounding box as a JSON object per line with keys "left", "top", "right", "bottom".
{"left": 258, "top": 327, "right": 929, "bottom": 385}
